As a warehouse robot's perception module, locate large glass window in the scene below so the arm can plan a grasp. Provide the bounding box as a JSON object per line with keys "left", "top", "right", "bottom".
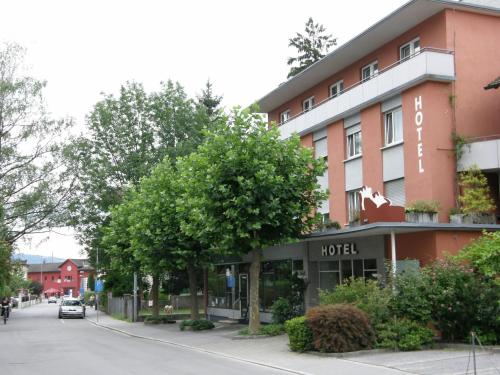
{"left": 319, "top": 258, "right": 378, "bottom": 290}
{"left": 384, "top": 107, "right": 403, "bottom": 146}
{"left": 207, "top": 265, "right": 233, "bottom": 309}
{"left": 260, "top": 260, "right": 294, "bottom": 312}
{"left": 347, "top": 130, "right": 362, "bottom": 158}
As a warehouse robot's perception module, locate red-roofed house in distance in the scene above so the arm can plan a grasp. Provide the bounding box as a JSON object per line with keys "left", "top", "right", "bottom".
{"left": 27, "top": 259, "right": 94, "bottom": 298}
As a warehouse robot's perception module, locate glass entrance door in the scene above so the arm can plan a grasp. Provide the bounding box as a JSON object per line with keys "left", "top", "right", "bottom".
{"left": 239, "top": 274, "right": 248, "bottom": 319}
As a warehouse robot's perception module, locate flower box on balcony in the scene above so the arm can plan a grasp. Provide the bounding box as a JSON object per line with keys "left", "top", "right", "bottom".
{"left": 405, "top": 200, "right": 439, "bottom": 223}
{"left": 405, "top": 212, "right": 438, "bottom": 223}
{"left": 449, "top": 213, "right": 495, "bottom": 225}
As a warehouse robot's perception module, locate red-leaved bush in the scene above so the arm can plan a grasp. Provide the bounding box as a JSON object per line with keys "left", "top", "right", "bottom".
{"left": 306, "top": 304, "right": 376, "bottom": 353}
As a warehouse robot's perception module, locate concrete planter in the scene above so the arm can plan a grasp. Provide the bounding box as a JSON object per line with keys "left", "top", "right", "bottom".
{"left": 405, "top": 212, "right": 438, "bottom": 223}
{"left": 449, "top": 213, "right": 495, "bottom": 224}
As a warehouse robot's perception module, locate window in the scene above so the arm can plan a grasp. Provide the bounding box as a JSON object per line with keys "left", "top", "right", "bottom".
{"left": 361, "top": 61, "right": 378, "bottom": 81}
{"left": 384, "top": 107, "right": 403, "bottom": 146}
{"left": 319, "top": 258, "right": 378, "bottom": 290}
{"left": 319, "top": 261, "right": 340, "bottom": 290}
{"left": 385, "top": 178, "right": 406, "bottom": 207}
{"left": 329, "top": 80, "right": 344, "bottom": 98}
{"left": 346, "top": 130, "right": 362, "bottom": 158}
{"left": 347, "top": 190, "right": 361, "bottom": 222}
{"left": 280, "top": 110, "right": 290, "bottom": 124}
{"left": 400, "top": 38, "right": 420, "bottom": 61}
{"left": 303, "top": 96, "right": 315, "bottom": 112}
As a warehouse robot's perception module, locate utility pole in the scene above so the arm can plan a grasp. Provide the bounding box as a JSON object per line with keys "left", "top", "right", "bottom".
{"left": 96, "top": 248, "right": 99, "bottom": 323}
{"left": 133, "top": 272, "right": 137, "bottom": 322}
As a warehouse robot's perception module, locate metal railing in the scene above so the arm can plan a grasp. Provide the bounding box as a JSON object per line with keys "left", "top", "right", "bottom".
{"left": 278, "top": 47, "right": 455, "bottom": 126}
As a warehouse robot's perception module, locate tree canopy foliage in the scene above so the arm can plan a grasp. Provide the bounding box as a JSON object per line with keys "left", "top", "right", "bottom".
{"left": 64, "top": 80, "right": 223, "bottom": 291}
{"left": 287, "top": 17, "right": 337, "bottom": 78}
{"left": 177, "top": 107, "right": 327, "bottom": 332}
{"left": 0, "top": 43, "right": 73, "bottom": 245}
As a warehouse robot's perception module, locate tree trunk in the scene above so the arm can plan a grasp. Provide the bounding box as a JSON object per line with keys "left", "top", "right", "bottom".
{"left": 249, "top": 247, "right": 261, "bottom": 334}
{"left": 152, "top": 273, "right": 160, "bottom": 318}
{"left": 187, "top": 262, "right": 199, "bottom": 320}
{"left": 203, "top": 267, "right": 208, "bottom": 319}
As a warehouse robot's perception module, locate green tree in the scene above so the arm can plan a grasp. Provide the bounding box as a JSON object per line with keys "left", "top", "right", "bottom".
{"left": 178, "top": 108, "right": 326, "bottom": 333}
{"left": 64, "top": 80, "right": 215, "bottom": 291}
{"left": 197, "top": 80, "right": 223, "bottom": 119}
{"left": 127, "top": 159, "right": 209, "bottom": 319}
{"left": 87, "top": 273, "right": 95, "bottom": 292}
{"left": 0, "top": 43, "right": 73, "bottom": 245}
{"left": 287, "top": 17, "right": 337, "bottom": 78}
{"left": 28, "top": 280, "right": 43, "bottom": 296}
{"left": 458, "top": 166, "right": 495, "bottom": 214}
{"left": 458, "top": 231, "right": 500, "bottom": 280}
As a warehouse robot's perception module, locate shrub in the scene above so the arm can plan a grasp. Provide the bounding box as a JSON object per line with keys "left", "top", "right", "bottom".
{"left": 458, "top": 231, "right": 500, "bottom": 279}
{"left": 260, "top": 323, "right": 285, "bottom": 336}
{"left": 271, "top": 298, "right": 295, "bottom": 324}
{"left": 405, "top": 200, "right": 440, "bottom": 213}
{"left": 180, "top": 319, "right": 214, "bottom": 331}
{"left": 306, "top": 304, "right": 376, "bottom": 353}
{"left": 376, "top": 318, "right": 434, "bottom": 351}
{"left": 285, "top": 316, "right": 313, "bottom": 352}
{"left": 424, "top": 258, "right": 482, "bottom": 341}
{"left": 319, "top": 278, "right": 391, "bottom": 327}
{"left": 239, "top": 323, "right": 285, "bottom": 336}
{"left": 390, "top": 269, "right": 431, "bottom": 324}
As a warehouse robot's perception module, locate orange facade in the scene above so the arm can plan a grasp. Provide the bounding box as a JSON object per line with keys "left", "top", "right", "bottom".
{"left": 261, "top": 4, "right": 500, "bottom": 266}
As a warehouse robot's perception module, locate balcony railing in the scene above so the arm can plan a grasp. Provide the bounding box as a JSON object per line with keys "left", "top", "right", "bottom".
{"left": 277, "top": 48, "right": 455, "bottom": 139}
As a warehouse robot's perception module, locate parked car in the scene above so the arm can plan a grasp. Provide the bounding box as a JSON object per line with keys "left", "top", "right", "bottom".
{"left": 10, "top": 297, "right": 18, "bottom": 308}
{"left": 58, "top": 298, "right": 85, "bottom": 319}
{"left": 48, "top": 296, "right": 57, "bottom": 304}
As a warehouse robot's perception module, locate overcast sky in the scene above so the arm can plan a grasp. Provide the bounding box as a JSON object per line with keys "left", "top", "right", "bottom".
{"left": 3, "top": 0, "right": 408, "bottom": 259}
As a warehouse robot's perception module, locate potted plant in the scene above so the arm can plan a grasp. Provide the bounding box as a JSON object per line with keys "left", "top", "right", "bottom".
{"left": 450, "top": 166, "right": 495, "bottom": 224}
{"left": 405, "top": 200, "right": 439, "bottom": 223}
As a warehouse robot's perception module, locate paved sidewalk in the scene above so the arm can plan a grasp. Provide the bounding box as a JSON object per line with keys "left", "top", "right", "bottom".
{"left": 85, "top": 309, "right": 500, "bottom": 375}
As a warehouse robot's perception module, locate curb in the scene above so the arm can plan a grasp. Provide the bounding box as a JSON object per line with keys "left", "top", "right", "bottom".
{"left": 86, "top": 319, "right": 313, "bottom": 375}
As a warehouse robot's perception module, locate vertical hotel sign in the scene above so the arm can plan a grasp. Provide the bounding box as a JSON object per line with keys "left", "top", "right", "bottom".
{"left": 415, "top": 96, "right": 424, "bottom": 173}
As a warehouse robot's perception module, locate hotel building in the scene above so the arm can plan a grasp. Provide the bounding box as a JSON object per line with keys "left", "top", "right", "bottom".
{"left": 207, "top": 0, "right": 500, "bottom": 322}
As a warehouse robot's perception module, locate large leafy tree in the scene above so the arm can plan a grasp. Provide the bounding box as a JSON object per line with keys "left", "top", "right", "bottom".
{"left": 0, "top": 43, "right": 72, "bottom": 291}
{"left": 64, "top": 80, "right": 221, "bottom": 290}
{"left": 0, "top": 43, "right": 73, "bottom": 245}
{"left": 287, "top": 17, "right": 337, "bottom": 78}
{"left": 178, "top": 108, "right": 326, "bottom": 333}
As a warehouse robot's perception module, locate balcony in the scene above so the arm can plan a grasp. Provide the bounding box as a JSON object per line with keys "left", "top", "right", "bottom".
{"left": 278, "top": 48, "right": 455, "bottom": 139}
{"left": 458, "top": 136, "right": 500, "bottom": 172}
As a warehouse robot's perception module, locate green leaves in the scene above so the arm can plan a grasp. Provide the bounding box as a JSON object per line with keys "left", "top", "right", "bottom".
{"left": 177, "top": 107, "right": 327, "bottom": 256}
{"left": 287, "top": 17, "right": 337, "bottom": 79}
{"left": 0, "top": 43, "right": 73, "bottom": 244}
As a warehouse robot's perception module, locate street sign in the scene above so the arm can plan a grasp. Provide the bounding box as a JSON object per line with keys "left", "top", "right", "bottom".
{"left": 95, "top": 280, "right": 104, "bottom": 293}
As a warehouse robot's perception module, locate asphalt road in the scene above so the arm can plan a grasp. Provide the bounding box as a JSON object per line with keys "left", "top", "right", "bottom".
{"left": 0, "top": 303, "right": 287, "bottom": 375}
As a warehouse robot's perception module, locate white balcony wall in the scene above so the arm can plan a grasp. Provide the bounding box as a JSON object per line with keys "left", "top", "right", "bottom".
{"left": 458, "top": 139, "right": 500, "bottom": 171}
{"left": 279, "top": 51, "right": 455, "bottom": 140}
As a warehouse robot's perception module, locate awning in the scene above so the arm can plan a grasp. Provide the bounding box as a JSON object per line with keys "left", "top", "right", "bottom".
{"left": 304, "top": 222, "right": 500, "bottom": 241}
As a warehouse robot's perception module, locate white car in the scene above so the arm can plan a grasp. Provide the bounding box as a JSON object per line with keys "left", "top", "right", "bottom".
{"left": 48, "top": 296, "right": 57, "bottom": 304}
{"left": 58, "top": 298, "right": 85, "bottom": 319}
